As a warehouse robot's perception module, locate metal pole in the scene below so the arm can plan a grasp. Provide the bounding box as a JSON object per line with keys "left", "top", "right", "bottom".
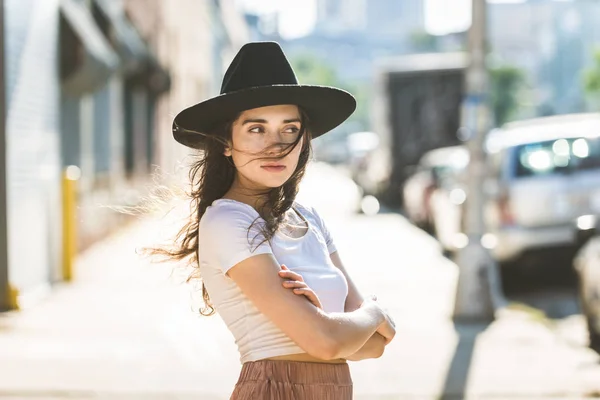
{"left": 0, "top": 0, "right": 10, "bottom": 311}
{"left": 453, "top": 0, "right": 497, "bottom": 321}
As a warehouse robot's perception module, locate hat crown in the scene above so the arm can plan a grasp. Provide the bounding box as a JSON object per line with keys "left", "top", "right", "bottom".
{"left": 220, "top": 42, "right": 299, "bottom": 94}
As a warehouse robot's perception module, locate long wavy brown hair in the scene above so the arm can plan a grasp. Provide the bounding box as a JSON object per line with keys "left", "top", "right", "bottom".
{"left": 148, "top": 106, "right": 313, "bottom": 316}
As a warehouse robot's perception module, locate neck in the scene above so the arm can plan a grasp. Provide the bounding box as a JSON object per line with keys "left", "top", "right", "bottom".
{"left": 223, "top": 177, "right": 271, "bottom": 210}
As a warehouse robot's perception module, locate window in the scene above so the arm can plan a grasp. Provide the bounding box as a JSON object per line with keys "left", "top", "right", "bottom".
{"left": 513, "top": 136, "right": 600, "bottom": 178}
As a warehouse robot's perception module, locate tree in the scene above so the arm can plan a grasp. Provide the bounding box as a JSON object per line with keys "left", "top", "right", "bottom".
{"left": 489, "top": 65, "right": 525, "bottom": 126}
{"left": 291, "top": 53, "right": 341, "bottom": 88}
{"left": 290, "top": 53, "right": 370, "bottom": 131}
{"left": 583, "top": 49, "right": 600, "bottom": 104}
{"left": 408, "top": 30, "right": 438, "bottom": 53}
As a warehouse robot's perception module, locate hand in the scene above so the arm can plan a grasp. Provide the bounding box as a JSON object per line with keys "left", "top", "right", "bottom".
{"left": 377, "top": 311, "right": 396, "bottom": 345}
{"left": 363, "top": 295, "right": 395, "bottom": 345}
{"left": 360, "top": 294, "right": 378, "bottom": 307}
{"left": 278, "top": 265, "right": 323, "bottom": 309}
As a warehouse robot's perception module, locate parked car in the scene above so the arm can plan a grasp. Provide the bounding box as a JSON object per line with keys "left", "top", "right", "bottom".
{"left": 436, "top": 113, "right": 600, "bottom": 264}
{"left": 402, "top": 145, "right": 468, "bottom": 233}
{"left": 573, "top": 216, "right": 600, "bottom": 352}
{"left": 347, "top": 131, "right": 388, "bottom": 198}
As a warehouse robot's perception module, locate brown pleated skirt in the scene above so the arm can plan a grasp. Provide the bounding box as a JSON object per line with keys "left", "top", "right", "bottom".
{"left": 229, "top": 359, "right": 353, "bottom": 399}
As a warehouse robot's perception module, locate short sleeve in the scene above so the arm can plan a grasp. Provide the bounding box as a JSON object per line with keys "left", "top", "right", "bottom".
{"left": 309, "top": 206, "right": 337, "bottom": 254}
{"left": 200, "top": 205, "right": 273, "bottom": 274}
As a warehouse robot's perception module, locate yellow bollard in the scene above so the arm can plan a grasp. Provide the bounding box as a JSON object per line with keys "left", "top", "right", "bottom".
{"left": 7, "top": 285, "right": 19, "bottom": 310}
{"left": 62, "top": 166, "right": 81, "bottom": 282}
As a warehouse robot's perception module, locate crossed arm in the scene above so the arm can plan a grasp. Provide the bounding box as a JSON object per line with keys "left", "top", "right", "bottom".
{"left": 329, "top": 251, "right": 388, "bottom": 361}
{"left": 278, "top": 250, "right": 389, "bottom": 360}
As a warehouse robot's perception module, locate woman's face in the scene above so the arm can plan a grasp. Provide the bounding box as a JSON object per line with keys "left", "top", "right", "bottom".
{"left": 225, "top": 104, "right": 304, "bottom": 190}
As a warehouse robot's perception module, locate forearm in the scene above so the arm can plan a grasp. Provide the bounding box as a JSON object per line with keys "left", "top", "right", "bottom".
{"left": 322, "top": 302, "right": 384, "bottom": 360}
{"left": 344, "top": 332, "right": 386, "bottom": 361}
{"left": 344, "top": 289, "right": 365, "bottom": 312}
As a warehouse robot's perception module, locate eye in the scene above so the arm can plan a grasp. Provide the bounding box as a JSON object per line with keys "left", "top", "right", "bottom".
{"left": 249, "top": 126, "right": 264, "bottom": 133}
{"left": 284, "top": 126, "right": 300, "bottom": 134}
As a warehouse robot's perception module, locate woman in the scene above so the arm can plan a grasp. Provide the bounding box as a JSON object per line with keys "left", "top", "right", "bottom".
{"left": 168, "top": 42, "right": 396, "bottom": 399}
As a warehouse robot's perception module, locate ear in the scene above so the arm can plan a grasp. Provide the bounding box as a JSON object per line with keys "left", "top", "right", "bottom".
{"left": 223, "top": 142, "right": 232, "bottom": 157}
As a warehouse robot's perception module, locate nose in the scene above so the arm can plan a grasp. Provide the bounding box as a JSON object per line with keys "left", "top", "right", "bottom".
{"left": 265, "top": 136, "right": 287, "bottom": 156}
{"left": 266, "top": 144, "right": 285, "bottom": 157}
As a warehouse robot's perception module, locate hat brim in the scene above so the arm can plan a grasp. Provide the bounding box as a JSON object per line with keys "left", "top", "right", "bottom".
{"left": 172, "top": 85, "right": 356, "bottom": 149}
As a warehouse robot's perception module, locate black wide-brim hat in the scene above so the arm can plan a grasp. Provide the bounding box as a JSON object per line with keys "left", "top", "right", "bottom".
{"left": 173, "top": 41, "right": 356, "bottom": 149}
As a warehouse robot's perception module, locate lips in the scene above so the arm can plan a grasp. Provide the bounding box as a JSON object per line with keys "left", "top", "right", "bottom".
{"left": 262, "top": 164, "right": 284, "bottom": 168}
{"left": 261, "top": 164, "right": 286, "bottom": 172}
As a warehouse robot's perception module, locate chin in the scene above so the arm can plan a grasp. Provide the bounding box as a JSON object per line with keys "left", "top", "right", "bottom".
{"left": 254, "top": 174, "right": 293, "bottom": 189}
{"left": 260, "top": 178, "right": 289, "bottom": 189}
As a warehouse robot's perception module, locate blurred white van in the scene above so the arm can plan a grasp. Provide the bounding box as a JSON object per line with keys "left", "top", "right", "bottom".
{"left": 437, "top": 113, "right": 600, "bottom": 263}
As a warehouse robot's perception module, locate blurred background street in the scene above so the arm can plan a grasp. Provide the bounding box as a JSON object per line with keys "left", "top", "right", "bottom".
{"left": 4, "top": 0, "right": 600, "bottom": 398}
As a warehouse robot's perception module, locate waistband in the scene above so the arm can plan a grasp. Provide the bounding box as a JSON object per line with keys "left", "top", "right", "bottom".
{"left": 238, "top": 359, "right": 352, "bottom": 386}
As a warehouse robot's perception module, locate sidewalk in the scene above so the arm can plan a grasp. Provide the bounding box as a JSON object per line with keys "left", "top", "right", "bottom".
{"left": 330, "top": 214, "right": 600, "bottom": 399}
{"left": 1, "top": 164, "right": 600, "bottom": 399}
{"left": 0, "top": 212, "right": 241, "bottom": 399}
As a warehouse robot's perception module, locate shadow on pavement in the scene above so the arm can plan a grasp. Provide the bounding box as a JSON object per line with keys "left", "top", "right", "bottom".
{"left": 501, "top": 251, "right": 581, "bottom": 320}
{"left": 440, "top": 321, "right": 490, "bottom": 400}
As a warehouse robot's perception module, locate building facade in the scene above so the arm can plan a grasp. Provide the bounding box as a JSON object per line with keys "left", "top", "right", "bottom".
{"left": 5, "top": 0, "right": 63, "bottom": 303}
{"left": 1, "top": 0, "right": 249, "bottom": 309}
{"left": 124, "top": 0, "right": 248, "bottom": 182}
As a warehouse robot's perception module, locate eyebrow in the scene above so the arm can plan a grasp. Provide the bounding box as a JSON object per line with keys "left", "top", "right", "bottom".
{"left": 241, "top": 118, "right": 301, "bottom": 125}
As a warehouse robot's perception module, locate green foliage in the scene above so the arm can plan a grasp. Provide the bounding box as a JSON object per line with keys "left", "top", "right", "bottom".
{"left": 583, "top": 49, "right": 600, "bottom": 98}
{"left": 409, "top": 30, "right": 438, "bottom": 52}
{"left": 291, "top": 53, "right": 341, "bottom": 87}
{"left": 290, "top": 53, "right": 370, "bottom": 131}
{"left": 489, "top": 65, "right": 525, "bottom": 126}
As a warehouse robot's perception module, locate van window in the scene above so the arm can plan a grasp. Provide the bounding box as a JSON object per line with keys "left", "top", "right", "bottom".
{"left": 513, "top": 137, "right": 600, "bottom": 178}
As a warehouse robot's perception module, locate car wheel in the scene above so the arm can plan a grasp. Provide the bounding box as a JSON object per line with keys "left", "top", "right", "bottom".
{"left": 422, "top": 218, "right": 435, "bottom": 235}
{"left": 587, "top": 315, "right": 600, "bottom": 353}
{"left": 577, "top": 274, "right": 600, "bottom": 353}
{"left": 442, "top": 248, "right": 457, "bottom": 261}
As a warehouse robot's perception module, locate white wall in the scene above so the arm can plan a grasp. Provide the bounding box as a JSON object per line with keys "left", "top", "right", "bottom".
{"left": 5, "top": 0, "right": 62, "bottom": 295}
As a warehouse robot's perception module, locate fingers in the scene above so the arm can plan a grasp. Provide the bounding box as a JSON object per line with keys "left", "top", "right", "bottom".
{"left": 378, "top": 328, "right": 395, "bottom": 345}
{"left": 282, "top": 280, "right": 307, "bottom": 289}
{"left": 292, "top": 287, "right": 322, "bottom": 309}
{"left": 280, "top": 278, "right": 322, "bottom": 309}
{"left": 278, "top": 269, "right": 304, "bottom": 282}
{"left": 381, "top": 323, "right": 396, "bottom": 345}
{"left": 278, "top": 266, "right": 321, "bottom": 309}
{"left": 292, "top": 287, "right": 310, "bottom": 294}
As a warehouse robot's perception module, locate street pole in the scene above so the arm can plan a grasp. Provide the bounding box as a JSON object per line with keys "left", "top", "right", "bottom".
{"left": 453, "top": 0, "right": 497, "bottom": 321}
{"left": 0, "top": 0, "right": 10, "bottom": 311}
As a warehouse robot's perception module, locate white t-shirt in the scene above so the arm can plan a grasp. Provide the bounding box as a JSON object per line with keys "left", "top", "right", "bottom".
{"left": 198, "top": 198, "right": 348, "bottom": 364}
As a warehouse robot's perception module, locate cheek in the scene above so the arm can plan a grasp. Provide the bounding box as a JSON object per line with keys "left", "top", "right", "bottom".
{"left": 289, "top": 140, "right": 303, "bottom": 161}
{"left": 231, "top": 152, "right": 253, "bottom": 170}
{"left": 236, "top": 134, "right": 269, "bottom": 156}
{"left": 230, "top": 137, "right": 262, "bottom": 165}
